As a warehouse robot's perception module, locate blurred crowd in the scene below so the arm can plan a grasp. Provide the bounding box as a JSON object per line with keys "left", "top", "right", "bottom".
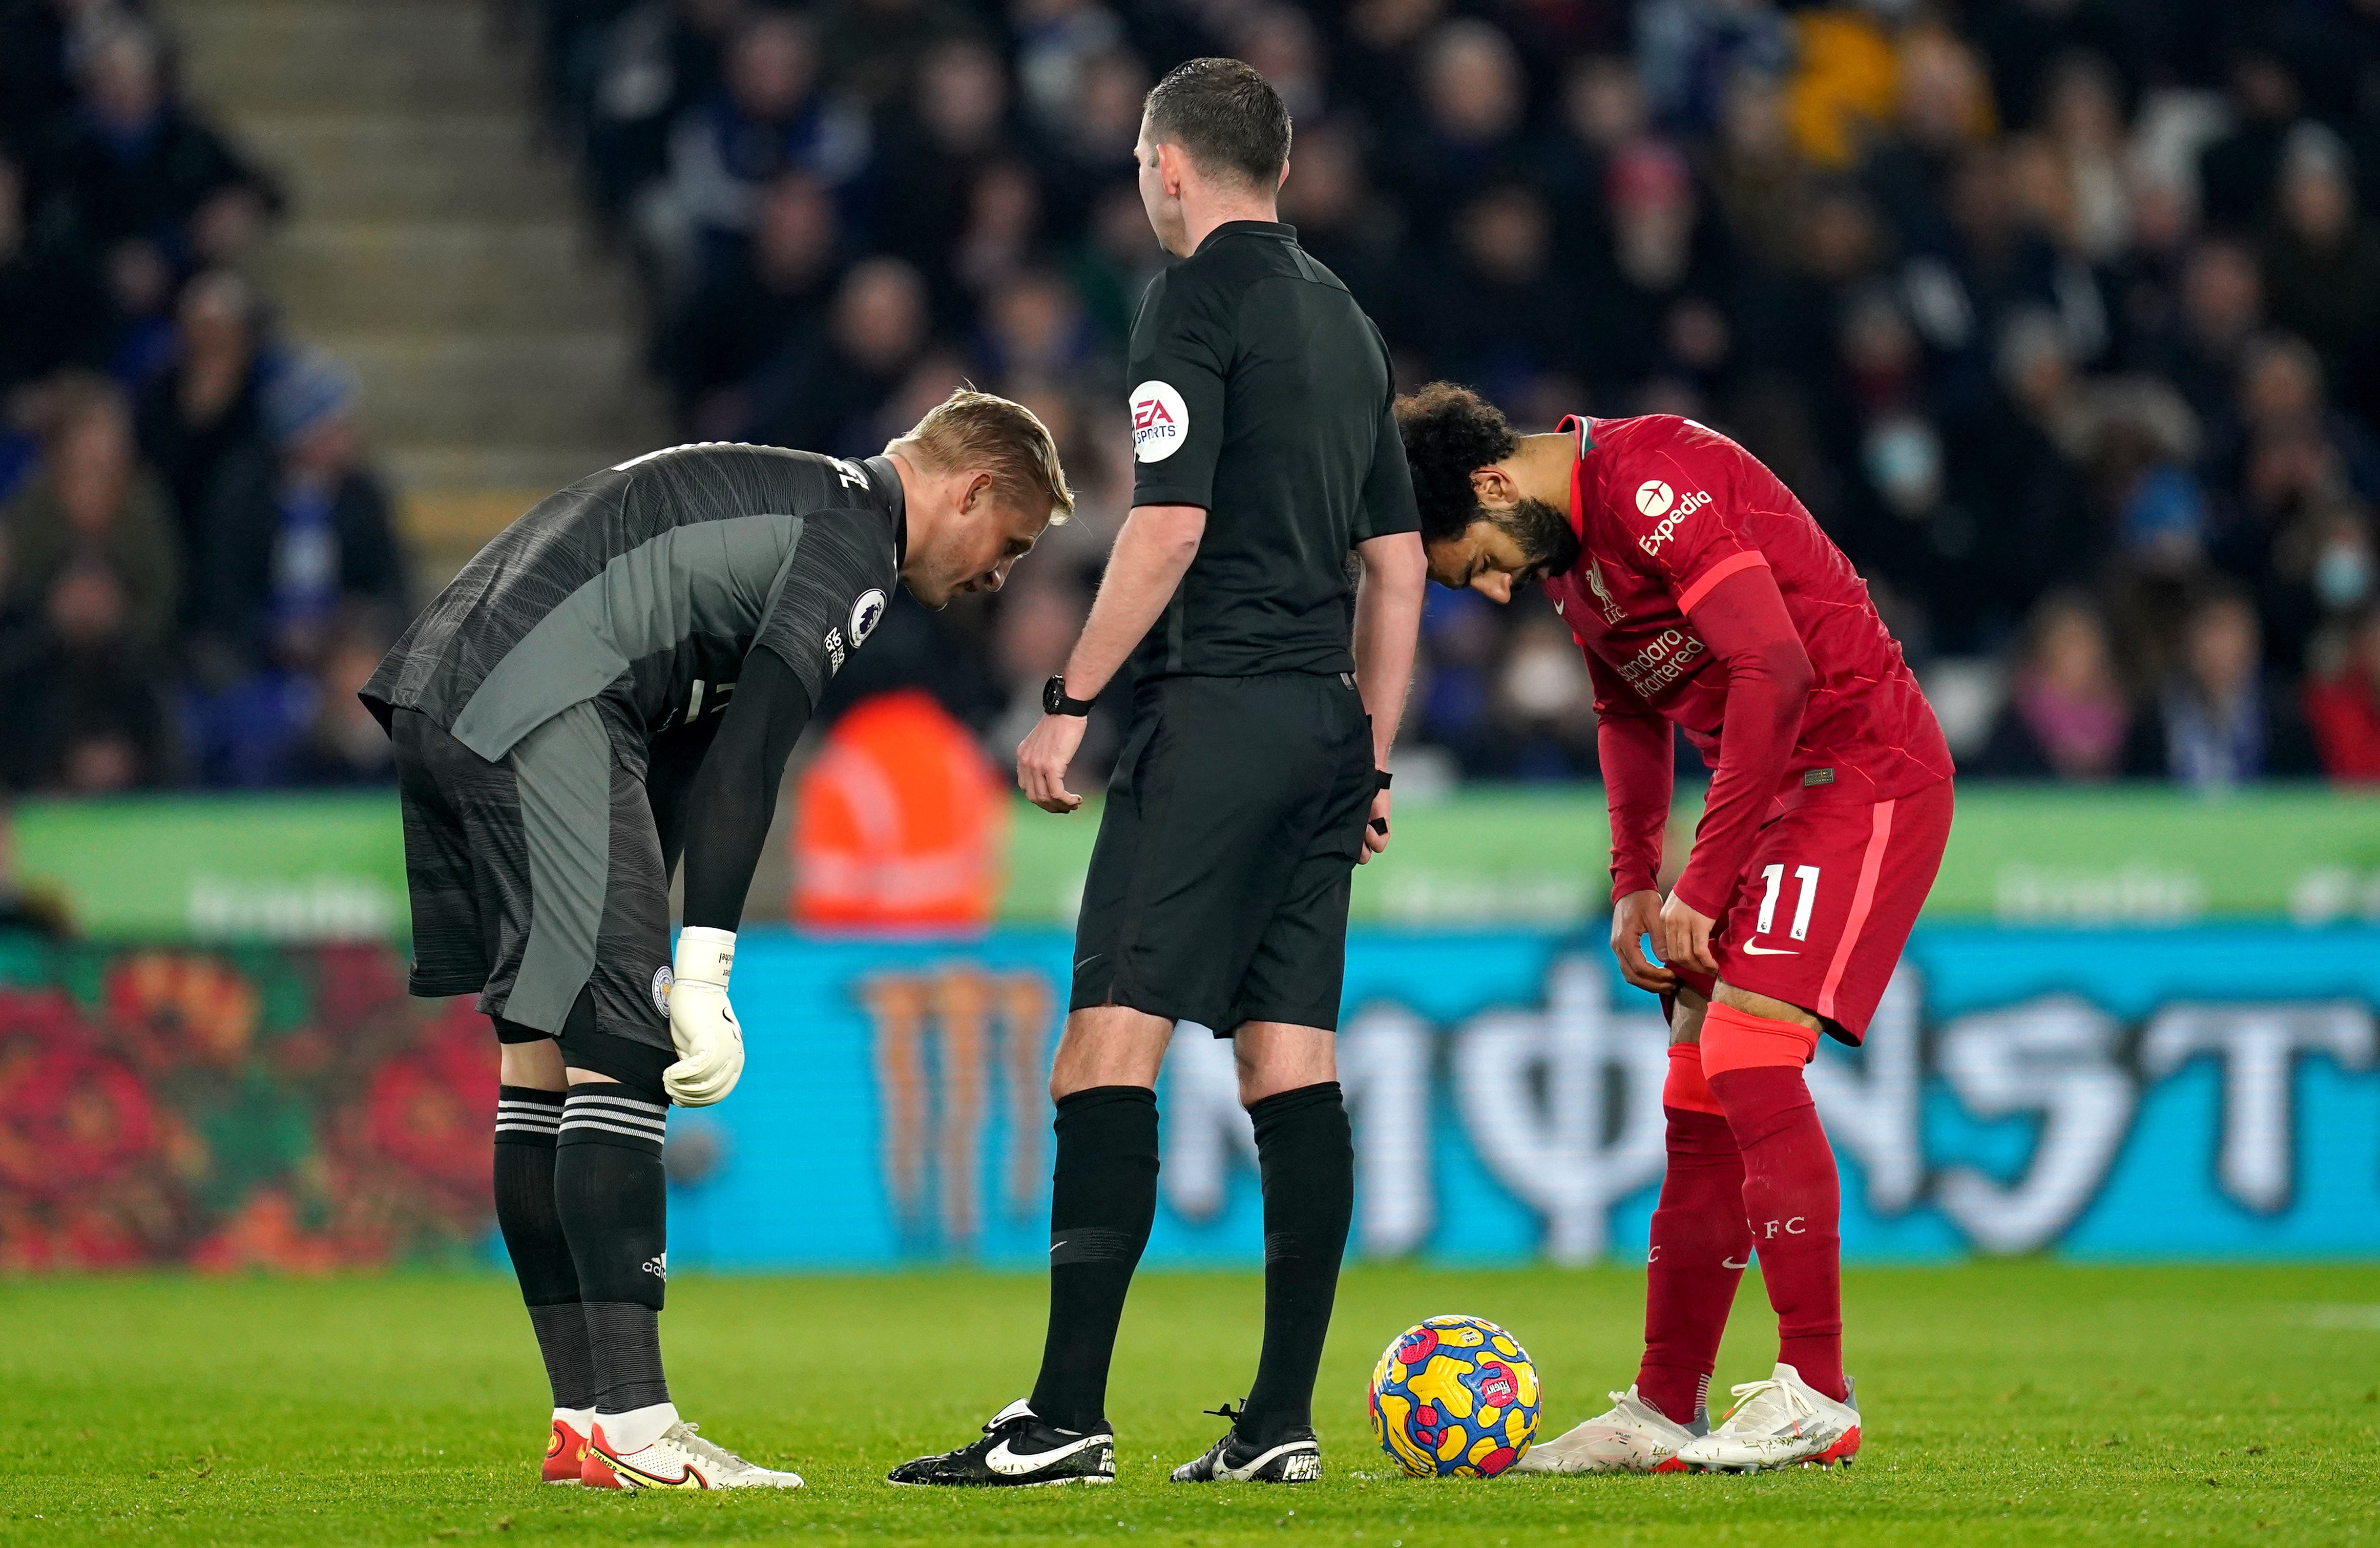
{"left": 0, "top": 0, "right": 408, "bottom": 795}
{"left": 10, "top": 0, "right": 2380, "bottom": 797}
{"left": 527, "top": 0, "right": 2380, "bottom": 789}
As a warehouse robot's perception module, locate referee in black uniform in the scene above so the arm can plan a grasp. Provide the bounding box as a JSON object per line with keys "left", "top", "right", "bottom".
{"left": 366, "top": 391, "right": 1071, "bottom": 1490}
{"left": 891, "top": 59, "right": 1426, "bottom": 1490}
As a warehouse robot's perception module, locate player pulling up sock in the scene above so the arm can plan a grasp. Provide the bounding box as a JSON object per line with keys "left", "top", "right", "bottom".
{"left": 1394, "top": 385, "right": 1955, "bottom": 1473}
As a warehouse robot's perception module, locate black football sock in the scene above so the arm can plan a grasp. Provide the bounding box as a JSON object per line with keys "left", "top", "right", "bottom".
{"left": 1026, "top": 1085, "right": 1159, "bottom": 1433}
{"left": 1237, "top": 1082, "right": 1353, "bottom": 1447}
{"left": 581, "top": 1302, "right": 670, "bottom": 1415}
{"left": 493, "top": 1085, "right": 597, "bottom": 1411}
{"left": 553, "top": 1084, "right": 672, "bottom": 1415}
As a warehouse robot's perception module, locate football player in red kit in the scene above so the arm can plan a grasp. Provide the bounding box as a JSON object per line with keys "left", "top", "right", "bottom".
{"left": 1394, "top": 384, "right": 1955, "bottom": 1473}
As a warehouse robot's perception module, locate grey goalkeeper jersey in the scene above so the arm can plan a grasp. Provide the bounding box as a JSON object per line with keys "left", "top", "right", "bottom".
{"left": 363, "top": 442, "right": 901, "bottom": 762}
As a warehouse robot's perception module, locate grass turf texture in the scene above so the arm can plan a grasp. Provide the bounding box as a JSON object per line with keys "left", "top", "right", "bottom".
{"left": 3, "top": 1264, "right": 2375, "bottom": 1545}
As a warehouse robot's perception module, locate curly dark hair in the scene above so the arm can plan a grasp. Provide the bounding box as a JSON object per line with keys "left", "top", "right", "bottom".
{"left": 1393, "top": 382, "right": 1521, "bottom": 543}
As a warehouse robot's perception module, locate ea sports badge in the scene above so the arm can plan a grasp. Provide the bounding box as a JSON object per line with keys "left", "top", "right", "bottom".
{"left": 848, "top": 589, "right": 887, "bottom": 646}
{"left": 1635, "top": 479, "right": 1676, "bottom": 517}
{"left": 1130, "top": 380, "right": 1189, "bottom": 462}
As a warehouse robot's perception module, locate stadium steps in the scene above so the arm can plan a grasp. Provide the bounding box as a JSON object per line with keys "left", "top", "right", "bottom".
{"left": 156, "top": 0, "right": 667, "bottom": 585}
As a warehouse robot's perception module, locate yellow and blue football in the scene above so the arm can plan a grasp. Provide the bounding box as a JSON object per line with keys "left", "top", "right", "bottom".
{"left": 1367, "top": 1314, "right": 1541, "bottom": 1477}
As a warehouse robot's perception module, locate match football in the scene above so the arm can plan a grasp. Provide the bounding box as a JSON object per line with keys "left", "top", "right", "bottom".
{"left": 4, "top": 0, "right": 2377, "bottom": 1542}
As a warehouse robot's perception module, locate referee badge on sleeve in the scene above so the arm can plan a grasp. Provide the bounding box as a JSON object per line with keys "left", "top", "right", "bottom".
{"left": 1130, "top": 381, "right": 1189, "bottom": 462}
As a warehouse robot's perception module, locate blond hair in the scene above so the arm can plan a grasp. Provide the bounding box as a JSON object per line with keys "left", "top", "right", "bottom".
{"left": 887, "top": 388, "right": 1075, "bottom": 525}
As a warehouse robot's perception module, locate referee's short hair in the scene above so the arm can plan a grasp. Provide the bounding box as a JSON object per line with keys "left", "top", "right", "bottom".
{"left": 888, "top": 388, "right": 1075, "bottom": 525}
{"left": 1144, "top": 58, "right": 1291, "bottom": 189}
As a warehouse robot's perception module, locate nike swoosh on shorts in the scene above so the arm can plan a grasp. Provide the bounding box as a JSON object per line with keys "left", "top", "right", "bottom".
{"left": 1739, "top": 943, "right": 1798, "bottom": 955}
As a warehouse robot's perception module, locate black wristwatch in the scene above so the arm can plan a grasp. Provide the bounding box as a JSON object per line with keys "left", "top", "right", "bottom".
{"left": 1043, "top": 675, "right": 1095, "bottom": 716}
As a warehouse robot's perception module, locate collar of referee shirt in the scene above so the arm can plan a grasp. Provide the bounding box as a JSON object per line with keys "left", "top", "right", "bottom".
{"left": 1194, "top": 219, "right": 1297, "bottom": 254}
{"left": 1557, "top": 413, "right": 1599, "bottom": 543}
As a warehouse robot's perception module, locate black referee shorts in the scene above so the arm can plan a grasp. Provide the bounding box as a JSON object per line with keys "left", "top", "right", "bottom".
{"left": 391, "top": 705, "right": 676, "bottom": 1087}
{"left": 1070, "top": 671, "right": 1375, "bottom": 1035}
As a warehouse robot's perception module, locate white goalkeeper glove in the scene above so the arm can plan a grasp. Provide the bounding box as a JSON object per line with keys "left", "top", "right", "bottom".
{"left": 663, "top": 926, "right": 744, "bottom": 1106}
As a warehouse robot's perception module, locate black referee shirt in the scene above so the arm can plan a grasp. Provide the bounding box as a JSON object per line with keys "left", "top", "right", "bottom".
{"left": 1124, "top": 220, "right": 1419, "bottom": 679}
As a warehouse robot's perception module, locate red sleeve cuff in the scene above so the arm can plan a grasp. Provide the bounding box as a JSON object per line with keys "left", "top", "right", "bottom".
{"left": 1668, "top": 865, "right": 1729, "bottom": 922}
{"left": 1675, "top": 550, "right": 1770, "bottom": 614}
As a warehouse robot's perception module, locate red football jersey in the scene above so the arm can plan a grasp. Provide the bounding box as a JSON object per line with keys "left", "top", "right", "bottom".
{"left": 1543, "top": 414, "right": 1953, "bottom": 903}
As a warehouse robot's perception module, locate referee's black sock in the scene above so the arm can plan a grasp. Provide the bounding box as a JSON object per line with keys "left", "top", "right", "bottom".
{"left": 1027, "top": 1085, "right": 1159, "bottom": 1433}
{"left": 554, "top": 1084, "right": 673, "bottom": 1417}
{"left": 493, "top": 1085, "right": 597, "bottom": 1411}
{"left": 1237, "top": 1082, "right": 1353, "bottom": 1447}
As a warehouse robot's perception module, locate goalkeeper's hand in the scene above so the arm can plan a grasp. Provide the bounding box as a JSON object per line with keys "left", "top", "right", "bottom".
{"left": 664, "top": 926, "right": 744, "bottom": 1106}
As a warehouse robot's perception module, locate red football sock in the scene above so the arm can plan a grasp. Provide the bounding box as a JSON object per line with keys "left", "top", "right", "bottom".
{"left": 1708, "top": 1061, "right": 1846, "bottom": 1402}
{"left": 1637, "top": 1045, "right": 1749, "bottom": 1426}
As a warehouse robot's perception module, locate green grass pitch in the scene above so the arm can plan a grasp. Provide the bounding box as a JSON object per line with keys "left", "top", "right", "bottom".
{"left": 4, "top": 1263, "right": 2375, "bottom": 1545}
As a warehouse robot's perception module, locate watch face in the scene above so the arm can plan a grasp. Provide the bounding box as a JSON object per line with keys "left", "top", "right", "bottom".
{"left": 1043, "top": 676, "right": 1064, "bottom": 715}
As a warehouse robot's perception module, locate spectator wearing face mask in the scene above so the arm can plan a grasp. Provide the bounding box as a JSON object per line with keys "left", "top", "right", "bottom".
{"left": 2258, "top": 499, "right": 2380, "bottom": 677}
{"left": 2126, "top": 585, "right": 2319, "bottom": 786}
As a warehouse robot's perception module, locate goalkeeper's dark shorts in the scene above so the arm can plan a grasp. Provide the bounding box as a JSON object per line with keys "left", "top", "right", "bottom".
{"left": 391, "top": 703, "right": 676, "bottom": 1081}
{"left": 1070, "top": 671, "right": 1376, "bottom": 1036}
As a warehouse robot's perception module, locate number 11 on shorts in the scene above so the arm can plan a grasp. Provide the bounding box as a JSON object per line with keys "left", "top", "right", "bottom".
{"left": 1756, "top": 863, "right": 1821, "bottom": 941}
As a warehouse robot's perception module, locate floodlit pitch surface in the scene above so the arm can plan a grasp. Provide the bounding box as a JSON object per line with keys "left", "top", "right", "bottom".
{"left": 4, "top": 1264, "right": 2373, "bottom": 1545}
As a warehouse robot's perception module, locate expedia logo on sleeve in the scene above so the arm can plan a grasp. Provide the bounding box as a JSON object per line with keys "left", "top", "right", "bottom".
{"left": 1130, "top": 380, "right": 1189, "bottom": 463}
{"left": 1636, "top": 484, "right": 1713, "bottom": 554}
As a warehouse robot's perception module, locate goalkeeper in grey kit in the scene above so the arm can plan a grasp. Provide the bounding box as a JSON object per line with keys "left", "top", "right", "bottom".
{"left": 362, "top": 391, "right": 1072, "bottom": 1490}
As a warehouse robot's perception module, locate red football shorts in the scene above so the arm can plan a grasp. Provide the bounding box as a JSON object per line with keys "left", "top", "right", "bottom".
{"left": 1671, "top": 778, "right": 1952, "bottom": 1041}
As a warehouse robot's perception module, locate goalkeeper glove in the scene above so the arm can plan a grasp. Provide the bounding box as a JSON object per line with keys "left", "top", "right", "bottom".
{"left": 664, "top": 926, "right": 744, "bottom": 1106}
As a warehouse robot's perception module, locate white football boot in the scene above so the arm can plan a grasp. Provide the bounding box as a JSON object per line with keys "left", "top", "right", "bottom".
{"left": 586, "top": 1415, "right": 805, "bottom": 1491}
{"left": 1512, "top": 1385, "right": 1703, "bottom": 1474}
{"left": 1674, "top": 1363, "right": 1860, "bottom": 1473}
